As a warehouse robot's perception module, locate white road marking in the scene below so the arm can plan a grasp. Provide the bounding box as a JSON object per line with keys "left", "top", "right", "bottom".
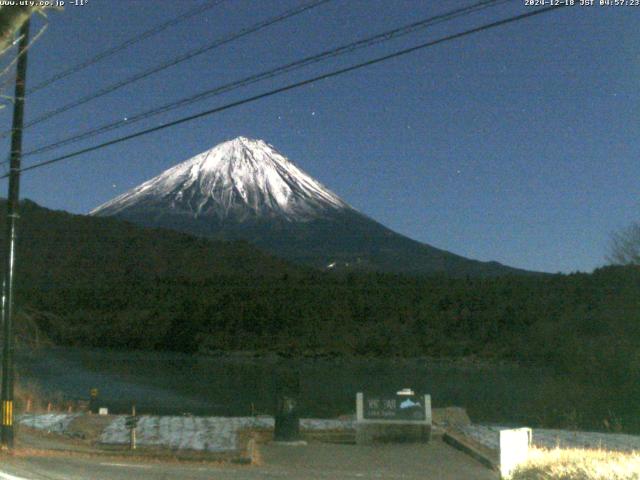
{"left": 0, "top": 471, "right": 32, "bottom": 480}
{"left": 99, "top": 463, "right": 152, "bottom": 469}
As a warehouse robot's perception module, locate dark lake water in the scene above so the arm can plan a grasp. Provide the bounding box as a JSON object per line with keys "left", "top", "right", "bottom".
{"left": 15, "top": 346, "right": 553, "bottom": 426}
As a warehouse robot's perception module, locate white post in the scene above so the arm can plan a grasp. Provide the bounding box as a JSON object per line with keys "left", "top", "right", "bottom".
{"left": 424, "top": 395, "right": 432, "bottom": 426}
{"left": 130, "top": 404, "right": 137, "bottom": 450}
{"left": 499, "top": 427, "right": 532, "bottom": 479}
{"left": 356, "top": 392, "right": 364, "bottom": 421}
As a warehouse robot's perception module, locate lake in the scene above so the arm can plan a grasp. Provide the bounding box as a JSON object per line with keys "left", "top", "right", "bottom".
{"left": 15, "top": 346, "right": 556, "bottom": 427}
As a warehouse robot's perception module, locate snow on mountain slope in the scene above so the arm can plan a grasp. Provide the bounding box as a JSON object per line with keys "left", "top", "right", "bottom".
{"left": 91, "top": 137, "right": 350, "bottom": 222}
{"left": 92, "top": 136, "right": 533, "bottom": 276}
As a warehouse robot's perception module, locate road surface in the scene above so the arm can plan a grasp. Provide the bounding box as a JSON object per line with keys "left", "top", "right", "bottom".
{"left": 0, "top": 440, "right": 497, "bottom": 479}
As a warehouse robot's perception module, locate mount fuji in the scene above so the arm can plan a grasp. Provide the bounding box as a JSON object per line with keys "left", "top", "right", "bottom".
{"left": 92, "top": 137, "right": 528, "bottom": 276}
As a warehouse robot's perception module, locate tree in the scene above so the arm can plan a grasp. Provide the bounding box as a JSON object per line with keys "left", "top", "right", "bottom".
{"left": 607, "top": 223, "right": 640, "bottom": 266}
{"left": 0, "top": 6, "right": 50, "bottom": 55}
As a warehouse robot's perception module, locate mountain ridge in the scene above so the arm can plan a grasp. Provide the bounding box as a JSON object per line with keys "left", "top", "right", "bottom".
{"left": 92, "top": 136, "right": 536, "bottom": 277}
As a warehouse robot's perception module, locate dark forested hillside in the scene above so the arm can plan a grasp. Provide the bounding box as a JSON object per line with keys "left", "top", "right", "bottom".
{"left": 4, "top": 199, "right": 300, "bottom": 287}
{"left": 1, "top": 200, "right": 637, "bottom": 365}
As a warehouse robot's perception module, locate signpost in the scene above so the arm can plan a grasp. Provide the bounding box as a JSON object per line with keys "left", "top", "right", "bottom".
{"left": 125, "top": 404, "right": 138, "bottom": 450}
{"left": 356, "top": 390, "right": 432, "bottom": 445}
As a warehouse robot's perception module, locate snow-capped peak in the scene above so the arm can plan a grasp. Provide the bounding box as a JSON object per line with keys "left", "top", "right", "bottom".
{"left": 91, "top": 136, "right": 350, "bottom": 222}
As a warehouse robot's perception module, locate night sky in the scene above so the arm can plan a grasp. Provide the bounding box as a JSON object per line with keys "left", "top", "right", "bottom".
{"left": 0, "top": 0, "right": 637, "bottom": 274}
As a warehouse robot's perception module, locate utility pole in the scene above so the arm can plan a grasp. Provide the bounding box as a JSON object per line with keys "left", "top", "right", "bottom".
{"left": 1, "top": 18, "right": 30, "bottom": 449}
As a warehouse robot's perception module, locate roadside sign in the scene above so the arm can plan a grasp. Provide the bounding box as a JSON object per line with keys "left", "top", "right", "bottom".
{"left": 125, "top": 415, "right": 139, "bottom": 429}
{"left": 362, "top": 393, "right": 426, "bottom": 421}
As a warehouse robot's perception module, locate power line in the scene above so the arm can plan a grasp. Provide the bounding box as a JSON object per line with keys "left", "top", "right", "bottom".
{"left": 1, "top": 5, "right": 564, "bottom": 180}
{"left": 21, "top": 0, "right": 509, "bottom": 160}
{"left": 11, "top": 4, "right": 564, "bottom": 177}
{"left": 26, "top": 0, "right": 227, "bottom": 96}
{"left": 0, "top": 23, "right": 49, "bottom": 101}
{"left": 0, "top": 0, "right": 332, "bottom": 140}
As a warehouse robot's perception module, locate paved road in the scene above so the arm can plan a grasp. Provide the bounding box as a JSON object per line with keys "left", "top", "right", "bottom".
{"left": 0, "top": 440, "right": 498, "bottom": 479}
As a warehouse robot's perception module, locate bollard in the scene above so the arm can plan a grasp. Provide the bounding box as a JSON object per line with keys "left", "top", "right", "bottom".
{"left": 273, "top": 363, "right": 300, "bottom": 442}
{"left": 274, "top": 395, "right": 299, "bottom": 441}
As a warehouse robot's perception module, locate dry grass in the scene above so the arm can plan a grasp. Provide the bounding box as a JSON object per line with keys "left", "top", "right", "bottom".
{"left": 511, "top": 447, "right": 640, "bottom": 480}
{"left": 14, "top": 380, "right": 79, "bottom": 414}
{"left": 14, "top": 380, "right": 47, "bottom": 413}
